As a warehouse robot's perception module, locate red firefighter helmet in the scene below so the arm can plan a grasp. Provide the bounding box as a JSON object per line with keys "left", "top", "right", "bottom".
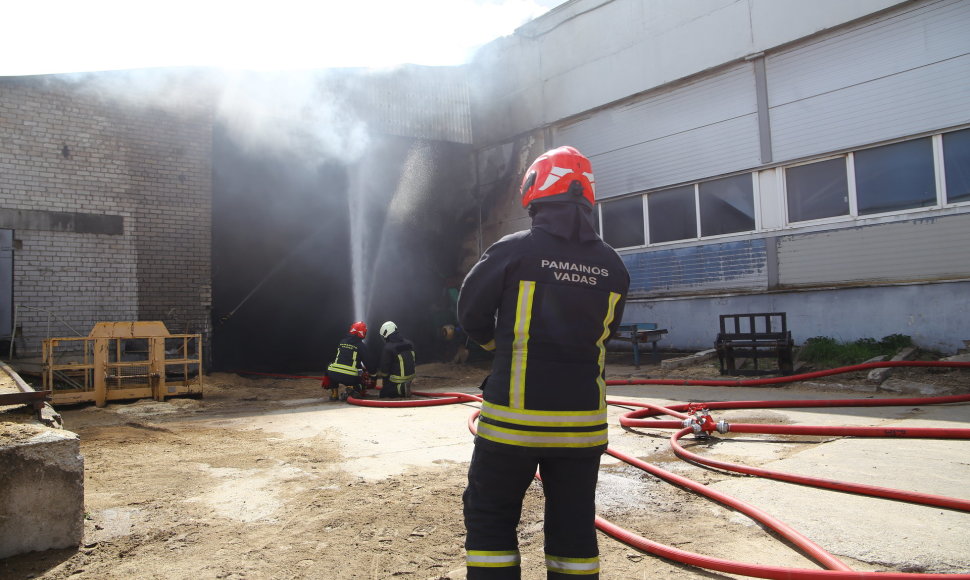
{"left": 520, "top": 146, "right": 595, "bottom": 208}
{"left": 349, "top": 321, "right": 367, "bottom": 338}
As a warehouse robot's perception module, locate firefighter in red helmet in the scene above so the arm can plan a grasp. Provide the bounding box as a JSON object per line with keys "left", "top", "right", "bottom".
{"left": 324, "top": 321, "right": 373, "bottom": 401}
{"left": 458, "top": 145, "right": 630, "bottom": 579}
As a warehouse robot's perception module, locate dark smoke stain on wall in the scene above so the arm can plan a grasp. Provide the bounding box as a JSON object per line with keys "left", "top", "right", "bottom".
{"left": 357, "top": 137, "right": 478, "bottom": 366}
{"left": 211, "top": 122, "right": 353, "bottom": 372}
{"left": 212, "top": 124, "right": 478, "bottom": 373}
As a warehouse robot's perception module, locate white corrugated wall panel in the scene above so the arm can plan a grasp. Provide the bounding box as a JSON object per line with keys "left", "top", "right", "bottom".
{"left": 777, "top": 213, "right": 970, "bottom": 286}
{"left": 557, "top": 63, "right": 756, "bottom": 155}
{"left": 355, "top": 65, "right": 473, "bottom": 144}
{"left": 768, "top": 0, "right": 969, "bottom": 105}
{"left": 771, "top": 56, "right": 970, "bottom": 161}
{"left": 554, "top": 62, "right": 761, "bottom": 198}
{"left": 590, "top": 115, "right": 761, "bottom": 199}
{"left": 767, "top": 0, "right": 970, "bottom": 161}
{"left": 539, "top": 0, "right": 754, "bottom": 124}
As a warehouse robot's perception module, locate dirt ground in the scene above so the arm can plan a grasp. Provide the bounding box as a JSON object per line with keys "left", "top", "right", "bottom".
{"left": 2, "top": 354, "right": 969, "bottom": 580}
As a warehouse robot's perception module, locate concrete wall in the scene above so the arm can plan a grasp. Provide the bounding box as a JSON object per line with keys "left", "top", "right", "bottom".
{"left": 0, "top": 75, "right": 212, "bottom": 355}
{"left": 623, "top": 280, "right": 970, "bottom": 354}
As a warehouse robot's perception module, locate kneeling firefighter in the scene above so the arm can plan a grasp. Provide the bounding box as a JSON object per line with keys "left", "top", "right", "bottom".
{"left": 376, "top": 321, "right": 416, "bottom": 398}
{"left": 325, "top": 321, "right": 374, "bottom": 401}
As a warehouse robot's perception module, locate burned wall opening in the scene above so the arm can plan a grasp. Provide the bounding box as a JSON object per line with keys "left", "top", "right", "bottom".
{"left": 211, "top": 125, "right": 477, "bottom": 372}
{"left": 211, "top": 122, "right": 351, "bottom": 372}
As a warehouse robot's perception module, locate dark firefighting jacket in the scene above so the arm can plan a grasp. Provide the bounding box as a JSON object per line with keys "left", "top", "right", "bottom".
{"left": 327, "top": 334, "right": 371, "bottom": 379}
{"left": 378, "top": 332, "right": 416, "bottom": 384}
{"left": 457, "top": 202, "right": 630, "bottom": 457}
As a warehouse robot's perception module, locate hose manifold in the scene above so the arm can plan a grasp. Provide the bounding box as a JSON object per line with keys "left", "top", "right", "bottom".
{"left": 682, "top": 409, "right": 729, "bottom": 438}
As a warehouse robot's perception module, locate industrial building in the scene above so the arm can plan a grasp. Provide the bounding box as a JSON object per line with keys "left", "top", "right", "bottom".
{"left": 469, "top": 0, "right": 970, "bottom": 354}
{"left": 1, "top": 0, "right": 968, "bottom": 373}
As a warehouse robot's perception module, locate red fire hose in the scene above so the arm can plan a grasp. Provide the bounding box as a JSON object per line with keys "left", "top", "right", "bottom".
{"left": 595, "top": 514, "right": 969, "bottom": 580}
{"left": 612, "top": 386, "right": 970, "bottom": 512}
{"left": 665, "top": 426, "right": 970, "bottom": 512}
{"left": 231, "top": 370, "right": 482, "bottom": 407}
{"left": 348, "top": 391, "right": 480, "bottom": 407}
{"left": 237, "top": 361, "right": 970, "bottom": 577}
{"left": 604, "top": 360, "right": 970, "bottom": 386}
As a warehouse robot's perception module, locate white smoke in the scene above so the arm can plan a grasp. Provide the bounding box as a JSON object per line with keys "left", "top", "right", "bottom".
{"left": 58, "top": 67, "right": 371, "bottom": 166}
{"left": 3, "top": 1, "right": 566, "bottom": 75}
{"left": 214, "top": 69, "right": 371, "bottom": 165}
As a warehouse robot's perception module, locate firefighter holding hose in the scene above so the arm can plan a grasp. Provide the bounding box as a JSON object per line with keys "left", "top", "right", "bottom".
{"left": 325, "top": 321, "right": 374, "bottom": 401}
{"left": 458, "top": 146, "right": 630, "bottom": 579}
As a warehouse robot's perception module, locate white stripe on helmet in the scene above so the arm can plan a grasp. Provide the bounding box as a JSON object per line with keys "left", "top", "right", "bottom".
{"left": 538, "top": 166, "right": 574, "bottom": 191}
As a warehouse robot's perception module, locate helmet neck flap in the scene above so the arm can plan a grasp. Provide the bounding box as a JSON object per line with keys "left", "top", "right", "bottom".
{"left": 530, "top": 201, "right": 600, "bottom": 243}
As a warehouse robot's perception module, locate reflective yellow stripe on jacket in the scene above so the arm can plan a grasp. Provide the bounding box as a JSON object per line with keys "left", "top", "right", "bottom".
{"left": 481, "top": 402, "right": 606, "bottom": 427}
{"left": 597, "top": 291, "right": 622, "bottom": 408}
{"left": 509, "top": 280, "right": 535, "bottom": 408}
{"left": 475, "top": 282, "right": 620, "bottom": 450}
{"left": 328, "top": 363, "right": 359, "bottom": 374}
{"left": 476, "top": 420, "right": 608, "bottom": 448}
{"left": 328, "top": 345, "right": 360, "bottom": 376}
{"left": 481, "top": 381, "right": 609, "bottom": 450}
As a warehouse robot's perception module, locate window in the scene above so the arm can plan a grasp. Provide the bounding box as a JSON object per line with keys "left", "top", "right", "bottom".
{"left": 785, "top": 157, "right": 849, "bottom": 222}
{"left": 600, "top": 196, "right": 644, "bottom": 248}
{"left": 699, "top": 174, "right": 755, "bottom": 236}
{"left": 855, "top": 137, "right": 936, "bottom": 215}
{"left": 595, "top": 129, "right": 966, "bottom": 249}
{"left": 943, "top": 128, "right": 970, "bottom": 204}
{"left": 648, "top": 185, "right": 696, "bottom": 243}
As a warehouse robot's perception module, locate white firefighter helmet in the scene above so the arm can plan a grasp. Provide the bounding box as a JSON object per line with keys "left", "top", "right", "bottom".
{"left": 379, "top": 321, "right": 397, "bottom": 339}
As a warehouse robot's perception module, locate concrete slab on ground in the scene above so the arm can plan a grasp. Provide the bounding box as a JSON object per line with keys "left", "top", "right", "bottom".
{"left": 195, "top": 395, "right": 481, "bottom": 480}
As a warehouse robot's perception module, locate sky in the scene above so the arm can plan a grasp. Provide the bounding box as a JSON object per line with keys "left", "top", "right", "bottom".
{"left": 3, "top": 0, "right": 569, "bottom": 76}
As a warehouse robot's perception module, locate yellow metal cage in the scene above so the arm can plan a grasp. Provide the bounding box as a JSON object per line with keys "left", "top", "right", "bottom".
{"left": 43, "top": 321, "right": 203, "bottom": 407}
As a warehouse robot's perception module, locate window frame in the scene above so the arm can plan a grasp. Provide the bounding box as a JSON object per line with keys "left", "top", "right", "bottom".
{"left": 852, "top": 136, "right": 939, "bottom": 217}
{"left": 781, "top": 154, "right": 853, "bottom": 226}
{"left": 598, "top": 194, "right": 647, "bottom": 249}
{"left": 646, "top": 183, "right": 699, "bottom": 246}
{"left": 696, "top": 173, "right": 760, "bottom": 239}
{"left": 940, "top": 129, "right": 970, "bottom": 206}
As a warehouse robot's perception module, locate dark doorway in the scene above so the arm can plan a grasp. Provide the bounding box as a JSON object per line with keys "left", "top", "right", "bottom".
{"left": 211, "top": 126, "right": 476, "bottom": 372}
{"left": 211, "top": 124, "right": 352, "bottom": 372}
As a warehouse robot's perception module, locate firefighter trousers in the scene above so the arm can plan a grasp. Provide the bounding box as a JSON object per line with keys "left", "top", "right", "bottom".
{"left": 463, "top": 444, "right": 601, "bottom": 579}
{"left": 327, "top": 370, "right": 361, "bottom": 388}
{"left": 379, "top": 379, "right": 412, "bottom": 398}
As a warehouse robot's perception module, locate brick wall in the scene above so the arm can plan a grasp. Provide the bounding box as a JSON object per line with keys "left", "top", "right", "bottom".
{"left": 0, "top": 76, "right": 212, "bottom": 356}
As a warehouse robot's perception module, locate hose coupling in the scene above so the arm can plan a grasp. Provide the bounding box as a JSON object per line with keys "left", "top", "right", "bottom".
{"left": 716, "top": 420, "right": 730, "bottom": 434}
